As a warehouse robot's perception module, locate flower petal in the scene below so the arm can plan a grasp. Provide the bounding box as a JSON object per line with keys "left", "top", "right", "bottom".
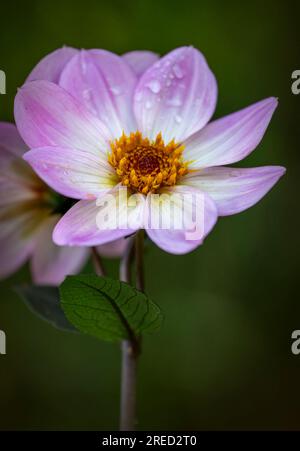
{"left": 97, "top": 237, "right": 127, "bottom": 258}
{"left": 0, "top": 122, "right": 27, "bottom": 157}
{"left": 122, "top": 51, "right": 159, "bottom": 77}
{"left": 0, "top": 204, "right": 49, "bottom": 279}
{"left": 31, "top": 215, "right": 89, "bottom": 285}
{"left": 53, "top": 187, "right": 145, "bottom": 246}
{"left": 0, "top": 125, "right": 45, "bottom": 205}
{"left": 26, "top": 47, "right": 78, "bottom": 83}
{"left": 134, "top": 46, "right": 217, "bottom": 143}
{"left": 144, "top": 185, "right": 218, "bottom": 254}
{"left": 24, "top": 146, "right": 116, "bottom": 199}
{"left": 0, "top": 158, "right": 42, "bottom": 206}
{"left": 182, "top": 166, "right": 286, "bottom": 216}
{"left": 59, "top": 50, "right": 138, "bottom": 136}
{"left": 14, "top": 80, "right": 112, "bottom": 159}
{"left": 183, "top": 98, "right": 278, "bottom": 168}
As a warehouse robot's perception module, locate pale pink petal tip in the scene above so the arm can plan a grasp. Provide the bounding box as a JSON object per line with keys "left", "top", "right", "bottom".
{"left": 182, "top": 165, "right": 286, "bottom": 216}
{"left": 26, "top": 46, "right": 78, "bottom": 83}
{"left": 183, "top": 97, "right": 278, "bottom": 169}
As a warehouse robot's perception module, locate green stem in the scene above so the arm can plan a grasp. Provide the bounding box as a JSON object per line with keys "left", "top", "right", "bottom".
{"left": 119, "top": 232, "right": 144, "bottom": 431}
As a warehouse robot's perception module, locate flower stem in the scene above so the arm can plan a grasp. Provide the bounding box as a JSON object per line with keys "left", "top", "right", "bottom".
{"left": 120, "top": 339, "right": 139, "bottom": 431}
{"left": 119, "top": 236, "right": 135, "bottom": 284}
{"left": 119, "top": 232, "right": 144, "bottom": 431}
{"left": 91, "top": 247, "right": 106, "bottom": 276}
{"left": 135, "top": 230, "right": 145, "bottom": 292}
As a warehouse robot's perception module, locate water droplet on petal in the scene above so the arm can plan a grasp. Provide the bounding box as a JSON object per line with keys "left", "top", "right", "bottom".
{"left": 83, "top": 89, "right": 92, "bottom": 101}
{"left": 167, "top": 96, "right": 182, "bottom": 107}
{"left": 173, "top": 64, "right": 184, "bottom": 79}
{"left": 110, "top": 86, "right": 122, "bottom": 96}
{"left": 145, "top": 100, "right": 152, "bottom": 109}
{"left": 174, "top": 114, "right": 182, "bottom": 123}
{"left": 146, "top": 80, "right": 161, "bottom": 94}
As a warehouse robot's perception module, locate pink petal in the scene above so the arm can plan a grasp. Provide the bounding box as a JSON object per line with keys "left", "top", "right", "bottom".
{"left": 53, "top": 187, "right": 145, "bottom": 246}
{"left": 14, "top": 80, "right": 112, "bottom": 159}
{"left": 31, "top": 215, "right": 89, "bottom": 285}
{"left": 183, "top": 98, "right": 278, "bottom": 168}
{"left": 24, "top": 146, "right": 116, "bottom": 199}
{"left": 97, "top": 237, "right": 127, "bottom": 258}
{"left": 26, "top": 47, "right": 78, "bottom": 83}
{"left": 145, "top": 185, "right": 218, "bottom": 254}
{"left": 0, "top": 207, "right": 45, "bottom": 279}
{"left": 0, "top": 125, "right": 43, "bottom": 205}
{"left": 182, "top": 166, "right": 286, "bottom": 216}
{"left": 59, "top": 50, "right": 137, "bottom": 136}
{"left": 0, "top": 122, "right": 27, "bottom": 157}
{"left": 134, "top": 46, "right": 217, "bottom": 143}
{"left": 0, "top": 158, "right": 40, "bottom": 206}
{"left": 122, "top": 51, "right": 159, "bottom": 77}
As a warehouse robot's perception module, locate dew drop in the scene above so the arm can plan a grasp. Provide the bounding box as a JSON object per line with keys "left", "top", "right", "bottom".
{"left": 146, "top": 80, "right": 161, "bottom": 94}
{"left": 110, "top": 86, "right": 122, "bottom": 96}
{"left": 167, "top": 96, "right": 182, "bottom": 107}
{"left": 145, "top": 100, "right": 152, "bottom": 109}
{"left": 174, "top": 114, "right": 182, "bottom": 123}
{"left": 83, "top": 89, "right": 92, "bottom": 101}
{"left": 173, "top": 64, "right": 184, "bottom": 79}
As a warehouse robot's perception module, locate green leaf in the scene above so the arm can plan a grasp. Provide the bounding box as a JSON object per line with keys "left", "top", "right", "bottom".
{"left": 15, "top": 285, "right": 77, "bottom": 332}
{"left": 60, "top": 274, "right": 163, "bottom": 342}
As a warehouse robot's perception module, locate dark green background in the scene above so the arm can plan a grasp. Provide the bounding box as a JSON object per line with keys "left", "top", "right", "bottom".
{"left": 0, "top": 0, "right": 299, "bottom": 430}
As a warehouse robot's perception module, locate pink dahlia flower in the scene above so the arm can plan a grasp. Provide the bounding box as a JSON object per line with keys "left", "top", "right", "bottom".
{"left": 15, "top": 46, "right": 285, "bottom": 254}
{"left": 0, "top": 122, "right": 126, "bottom": 284}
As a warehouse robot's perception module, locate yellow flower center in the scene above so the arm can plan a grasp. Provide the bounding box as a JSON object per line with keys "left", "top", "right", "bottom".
{"left": 108, "top": 131, "right": 189, "bottom": 194}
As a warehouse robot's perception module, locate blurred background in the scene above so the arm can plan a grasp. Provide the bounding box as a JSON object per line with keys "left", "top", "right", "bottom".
{"left": 0, "top": 0, "right": 299, "bottom": 430}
